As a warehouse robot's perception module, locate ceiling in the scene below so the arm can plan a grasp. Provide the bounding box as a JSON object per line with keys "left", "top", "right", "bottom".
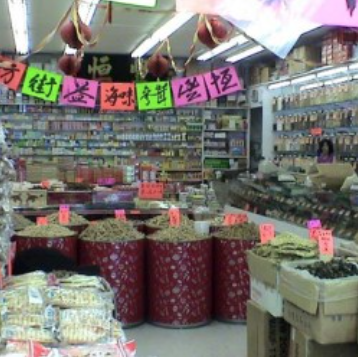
{"left": 0, "top": 0, "right": 206, "bottom": 57}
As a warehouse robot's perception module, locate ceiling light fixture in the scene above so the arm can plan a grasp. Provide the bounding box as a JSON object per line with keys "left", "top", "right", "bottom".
{"left": 317, "top": 66, "right": 348, "bottom": 78}
{"left": 226, "top": 45, "right": 264, "bottom": 63}
{"left": 105, "top": 0, "right": 156, "bottom": 8}
{"left": 291, "top": 74, "right": 317, "bottom": 85}
{"left": 65, "top": 0, "right": 100, "bottom": 55}
{"left": 300, "top": 82, "right": 324, "bottom": 91}
{"left": 268, "top": 81, "right": 291, "bottom": 90}
{"left": 324, "top": 76, "right": 351, "bottom": 86}
{"left": 131, "top": 12, "right": 195, "bottom": 58}
{"left": 349, "top": 62, "right": 358, "bottom": 71}
{"left": 197, "top": 35, "right": 249, "bottom": 61}
{"left": 7, "top": 0, "right": 30, "bottom": 54}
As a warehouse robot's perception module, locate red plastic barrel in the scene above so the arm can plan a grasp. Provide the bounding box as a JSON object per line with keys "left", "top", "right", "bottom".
{"left": 147, "top": 238, "right": 213, "bottom": 328}
{"left": 79, "top": 239, "right": 145, "bottom": 327}
{"left": 15, "top": 235, "right": 77, "bottom": 261}
{"left": 214, "top": 238, "right": 256, "bottom": 322}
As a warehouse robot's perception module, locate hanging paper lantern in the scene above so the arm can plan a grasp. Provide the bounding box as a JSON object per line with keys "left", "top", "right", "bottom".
{"left": 198, "top": 17, "right": 228, "bottom": 49}
{"left": 60, "top": 20, "right": 92, "bottom": 49}
{"left": 147, "top": 54, "right": 170, "bottom": 78}
{"left": 58, "top": 55, "right": 81, "bottom": 76}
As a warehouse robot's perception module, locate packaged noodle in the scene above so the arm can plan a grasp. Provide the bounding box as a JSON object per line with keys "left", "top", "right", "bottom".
{"left": 1, "top": 326, "right": 56, "bottom": 345}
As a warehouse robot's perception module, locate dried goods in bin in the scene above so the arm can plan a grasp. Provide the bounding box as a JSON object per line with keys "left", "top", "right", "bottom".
{"left": 47, "top": 212, "right": 89, "bottom": 226}
{"left": 16, "top": 224, "right": 76, "bottom": 238}
{"left": 214, "top": 223, "right": 259, "bottom": 240}
{"left": 253, "top": 232, "right": 319, "bottom": 261}
{"left": 149, "top": 225, "right": 208, "bottom": 242}
{"left": 146, "top": 214, "right": 193, "bottom": 230}
{"left": 12, "top": 213, "right": 34, "bottom": 231}
{"left": 297, "top": 258, "right": 358, "bottom": 279}
{"left": 80, "top": 218, "right": 143, "bottom": 242}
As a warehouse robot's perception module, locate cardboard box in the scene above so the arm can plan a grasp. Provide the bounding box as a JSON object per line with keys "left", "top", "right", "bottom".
{"left": 289, "top": 328, "right": 358, "bottom": 357}
{"left": 11, "top": 190, "right": 47, "bottom": 208}
{"left": 247, "top": 301, "right": 290, "bottom": 357}
{"left": 284, "top": 300, "right": 358, "bottom": 345}
{"left": 247, "top": 250, "right": 280, "bottom": 288}
{"left": 251, "top": 277, "right": 283, "bottom": 317}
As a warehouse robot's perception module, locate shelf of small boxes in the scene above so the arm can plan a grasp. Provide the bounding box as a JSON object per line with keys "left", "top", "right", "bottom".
{"left": 228, "top": 180, "right": 358, "bottom": 241}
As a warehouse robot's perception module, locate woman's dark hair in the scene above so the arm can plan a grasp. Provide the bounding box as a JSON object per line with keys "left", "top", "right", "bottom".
{"left": 317, "top": 139, "right": 334, "bottom": 156}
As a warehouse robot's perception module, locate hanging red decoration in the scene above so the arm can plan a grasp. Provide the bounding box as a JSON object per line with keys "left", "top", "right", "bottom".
{"left": 147, "top": 54, "right": 170, "bottom": 78}
{"left": 60, "top": 20, "right": 92, "bottom": 49}
{"left": 197, "top": 17, "right": 228, "bottom": 49}
{"left": 58, "top": 55, "right": 81, "bottom": 76}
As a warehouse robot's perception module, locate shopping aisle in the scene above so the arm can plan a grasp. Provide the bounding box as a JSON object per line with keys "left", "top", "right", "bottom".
{"left": 126, "top": 322, "right": 247, "bottom": 357}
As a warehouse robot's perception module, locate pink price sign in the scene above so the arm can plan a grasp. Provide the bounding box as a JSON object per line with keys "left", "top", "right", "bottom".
{"left": 171, "top": 74, "right": 208, "bottom": 107}
{"left": 259, "top": 223, "right": 275, "bottom": 244}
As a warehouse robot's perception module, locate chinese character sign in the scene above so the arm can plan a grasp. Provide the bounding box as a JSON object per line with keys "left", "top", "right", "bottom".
{"left": 0, "top": 58, "right": 27, "bottom": 91}
{"left": 101, "top": 82, "right": 136, "bottom": 111}
{"left": 171, "top": 74, "right": 208, "bottom": 107}
{"left": 22, "top": 67, "right": 63, "bottom": 103}
{"left": 88, "top": 55, "right": 113, "bottom": 82}
{"left": 136, "top": 81, "right": 173, "bottom": 111}
{"left": 60, "top": 77, "right": 99, "bottom": 108}
{"left": 204, "top": 66, "right": 242, "bottom": 99}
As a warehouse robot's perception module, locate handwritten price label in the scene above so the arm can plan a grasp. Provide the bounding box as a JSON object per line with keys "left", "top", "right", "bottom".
{"left": 309, "top": 228, "right": 321, "bottom": 242}
{"left": 115, "top": 210, "right": 127, "bottom": 221}
{"left": 260, "top": 223, "right": 275, "bottom": 244}
{"left": 169, "top": 208, "right": 181, "bottom": 227}
{"left": 318, "top": 229, "right": 334, "bottom": 258}
{"left": 224, "top": 213, "right": 248, "bottom": 226}
{"left": 41, "top": 180, "right": 50, "bottom": 189}
{"left": 307, "top": 220, "right": 322, "bottom": 230}
{"left": 310, "top": 128, "right": 323, "bottom": 136}
{"left": 59, "top": 205, "right": 70, "bottom": 225}
{"left": 37, "top": 217, "right": 48, "bottom": 226}
{"left": 138, "top": 182, "right": 164, "bottom": 200}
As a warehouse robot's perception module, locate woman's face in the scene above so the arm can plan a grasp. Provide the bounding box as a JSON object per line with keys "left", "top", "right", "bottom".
{"left": 322, "top": 143, "right": 329, "bottom": 155}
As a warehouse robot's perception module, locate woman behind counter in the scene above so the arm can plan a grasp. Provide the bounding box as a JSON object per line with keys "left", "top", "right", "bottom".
{"left": 317, "top": 139, "right": 335, "bottom": 164}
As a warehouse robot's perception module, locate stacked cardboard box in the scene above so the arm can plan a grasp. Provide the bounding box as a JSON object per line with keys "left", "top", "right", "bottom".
{"left": 322, "top": 30, "right": 354, "bottom": 65}
{"left": 287, "top": 46, "right": 321, "bottom": 76}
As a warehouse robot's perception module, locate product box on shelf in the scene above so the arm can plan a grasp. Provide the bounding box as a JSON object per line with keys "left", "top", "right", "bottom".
{"left": 11, "top": 190, "right": 47, "bottom": 208}
{"left": 289, "top": 327, "right": 358, "bottom": 357}
{"left": 247, "top": 301, "right": 290, "bottom": 357}
{"left": 280, "top": 261, "right": 358, "bottom": 344}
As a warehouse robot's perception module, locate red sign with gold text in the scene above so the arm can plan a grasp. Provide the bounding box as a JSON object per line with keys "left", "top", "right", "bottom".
{"left": 138, "top": 182, "right": 164, "bottom": 200}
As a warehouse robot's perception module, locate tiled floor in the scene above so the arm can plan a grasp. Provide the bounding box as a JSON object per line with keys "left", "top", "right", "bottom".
{"left": 126, "top": 322, "right": 247, "bottom": 357}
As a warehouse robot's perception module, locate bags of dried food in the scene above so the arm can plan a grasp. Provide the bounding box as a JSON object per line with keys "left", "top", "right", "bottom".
{"left": 215, "top": 223, "right": 259, "bottom": 240}
{"left": 1, "top": 326, "right": 56, "bottom": 345}
{"left": 47, "top": 212, "right": 89, "bottom": 226}
{"left": 80, "top": 218, "right": 143, "bottom": 242}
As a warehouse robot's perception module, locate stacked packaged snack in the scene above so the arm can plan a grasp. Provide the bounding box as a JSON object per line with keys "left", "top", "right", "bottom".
{"left": 0, "top": 122, "right": 15, "bottom": 264}
{"left": 0, "top": 271, "right": 126, "bottom": 346}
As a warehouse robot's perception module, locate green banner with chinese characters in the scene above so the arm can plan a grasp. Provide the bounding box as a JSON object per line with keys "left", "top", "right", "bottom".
{"left": 136, "top": 81, "right": 172, "bottom": 111}
{"left": 22, "top": 67, "right": 63, "bottom": 103}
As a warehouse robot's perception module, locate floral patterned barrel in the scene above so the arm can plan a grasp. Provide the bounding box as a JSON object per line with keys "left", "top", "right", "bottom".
{"left": 147, "top": 238, "right": 213, "bottom": 328}
{"left": 214, "top": 238, "right": 256, "bottom": 322}
{"left": 79, "top": 239, "right": 145, "bottom": 327}
{"left": 15, "top": 236, "right": 78, "bottom": 261}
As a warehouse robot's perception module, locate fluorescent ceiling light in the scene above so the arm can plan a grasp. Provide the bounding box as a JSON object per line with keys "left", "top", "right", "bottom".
{"left": 317, "top": 66, "right": 347, "bottom": 78}
{"left": 132, "top": 12, "right": 195, "bottom": 58}
{"left": 300, "top": 82, "right": 323, "bottom": 91}
{"left": 268, "top": 81, "right": 290, "bottom": 90}
{"left": 197, "top": 35, "right": 249, "bottom": 61}
{"left": 349, "top": 62, "right": 358, "bottom": 71}
{"left": 65, "top": 0, "right": 100, "bottom": 55}
{"left": 106, "top": 0, "right": 156, "bottom": 7}
{"left": 226, "top": 45, "right": 264, "bottom": 63}
{"left": 324, "top": 76, "right": 351, "bottom": 86}
{"left": 7, "top": 0, "right": 29, "bottom": 54}
{"left": 291, "top": 74, "right": 316, "bottom": 84}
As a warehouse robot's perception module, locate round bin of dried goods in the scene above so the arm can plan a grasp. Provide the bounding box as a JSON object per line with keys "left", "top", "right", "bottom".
{"left": 79, "top": 218, "right": 145, "bottom": 327}
{"left": 145, "top": 214, "right": 194, "bottom": 235}
{"left": 12, "top": 213, "right": 35, "bottom": 241}
{"left": 213, "top": 223, "right": 259, "bottom": 322}
{"left": 147, "top": 226, "right": 212, "bottom": 328}
{"left": 47, "top": 212, "right": 89, "bottom": 235}
{"left": 15, "top": 224, "right": 77, "bottom": 260}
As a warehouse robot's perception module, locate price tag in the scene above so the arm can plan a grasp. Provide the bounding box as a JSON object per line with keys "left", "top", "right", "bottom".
{"left": 115, "top": 210, "right": 127, "bottom": 221}
{"left": 224, "top": 213, "right": 248, "bottom": 226}
{"left": 59, "top": 205, "right": 70, "bottom": 225}
{"left": 169, "top": 208, "right": 181, "bottom": 227}
{"left": 37, "top": 217, "right": 48, "bottom": 226}
{"left": 41, "top": 180, "right": 50, "bottom": 189}
{"left": 259, "top": 223, "right": 275, "bottom": 244}
{"left": 307, "top": 219, "right": 322, "bottom": 230}
{"left": 318, "top": 229, "right": 334, "bottom": 258}
{"left": 138, "top": 182, "right": 164, "bottom": 200}
{"left": 310, "top": 128, "right": 323, "bottom": 136}
{"left": 309, "top": 228, "right": 321, "bottom": 242}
